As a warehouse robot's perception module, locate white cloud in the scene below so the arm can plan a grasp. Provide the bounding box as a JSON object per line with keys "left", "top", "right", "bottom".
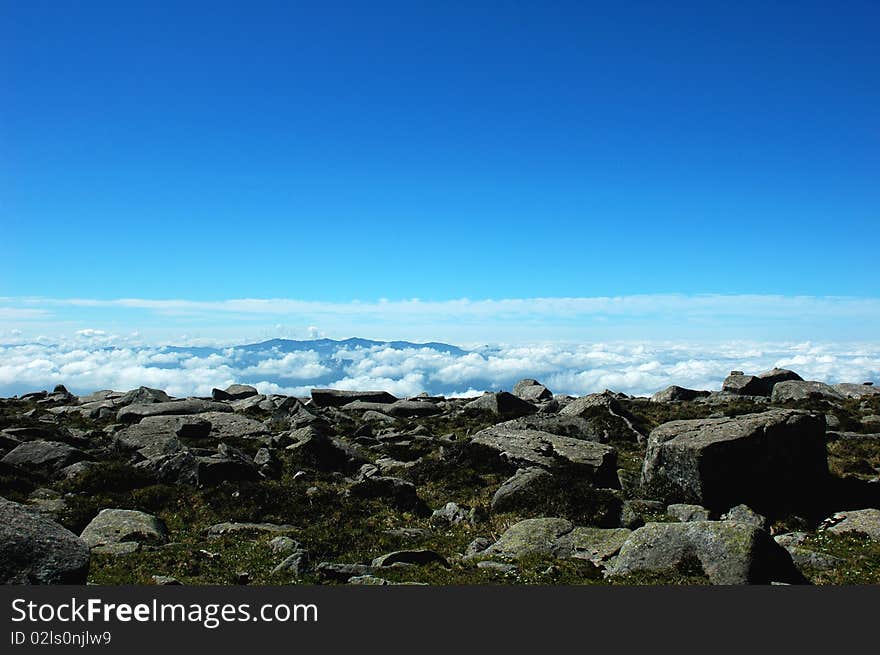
{"left": 0, "top": 338, "right": 877, "bottom": 400}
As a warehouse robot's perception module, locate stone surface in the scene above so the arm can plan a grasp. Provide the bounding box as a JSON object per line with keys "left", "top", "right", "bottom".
{"left": 770, "top": 381, "right": 845, "bottom": 403}
{"left": 491, "top": 467, "right": 554, "bottom": 513}
{"left": 667, "top": 503, "right": 711, "bottom": 522}
{"left": 512, "top": 379, "right": 553, "bottom": 402}
{"left": 310, "top": 389, "right": 397, "bottom": 408}
{"left": 822, "top": 509, "right": 880, "bottom": 540}
{"left": 117, "top": 399, "right": 232, "bottom": 422}
{"left": 469, "top": 425, "right": 618, "bottom": 485}
{"left": 212, "top": 384, "right": 259, "bottom": 401}
{"left": 611, "top": 520, "right": 804, "bottom": 584}
{"left": 641, "top": 409, "right": 827, "bottom": 512}
{"left": 0, "top": 497, "right": 90, "bottom": 584}
{"left": 80, "top": 509, "right": 169, "bottom": 548}
{"left": 651, "top": 386, "right": 710, "bottom": 403}
{"left": 463, "top": 392, "right": 537, "bottom": 419}
{"left": 1, "top": 440, "right": 86, "bottom": 473}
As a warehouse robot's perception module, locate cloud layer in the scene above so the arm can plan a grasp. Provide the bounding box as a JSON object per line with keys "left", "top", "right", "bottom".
{"left": 1, "top": 338, "right": 877, "bottom": 400}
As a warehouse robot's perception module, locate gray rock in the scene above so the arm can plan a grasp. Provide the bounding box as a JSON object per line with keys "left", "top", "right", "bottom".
{"left": 196, "top": 411, "right": 267, "bottom": 439}
{"left": 491, "top": 467, "right": 553, "bottom": 513}
{"left": 118, "top": 387, "right": 172, "bottom": 406}
{"left": 722, "top": 504, "right": 769, "bottom": 531}
{"left": 611, "top": 520, "right": 804, "bottom": 584}
{"left": 620, "top": 499, "right": 666, "bottom": 529}
{"left": 723, "top": 368, "right": 803, "bottom": 397}
{"left": 212, "top": 384, "right": 259, "bottom": 401}
{"left": 641, "top": 409, "right": 827, "bottom": 512}
{"left": 465, "top": 537, "right": 493, "bottom": 557}
{"left": 80, "top": 509, "right": 169, "bottom": 548}
{"left": 310, "top": 389, "right": 397, "bottom": 408}
{"left": 559, "top": 391, "right": 623, "bottom": 418}
{"left": 268, "top": 536, "right": 301, "bottom": 555}
{"left": 343, "top": 400, "right": 441, "bottom": 418}
{"left": 495, "top": 415, "right": 606, "bottom": 442}
{"left": 0, "top": 497, "right": 90, "bottom": 584}
{"left": 431, "top": 502, "right": 472, "bottom": 525}
{"left": 285, "top": 426, "right": 367, "bottom": 473}
{"left": 272, "top": 549, "right": 310, "bottom": 577}
{"left": 667, "top": 503, "right": 711, "bottom": 522}
{"left": 512, "top": 379, "right": 553, "bottom": 402}
{"left": 117, "top": 399, "right": 232, "bottom": 423}
{"left": 463, "top": 392, "right": 537, "bottom": 419}
{"left": 468, "top": 425, "right": 618, "bottom": 485}
{"left": 650, "top": 386, "right": 710, "bottom": 403}
{"left": 371, "top": 549, "right": 448, "bottom": 568}
{"left": 832, "top": 383, "right": 880, "bottom": 399}
{"left": 785, "top": 547, "right": 842, "bottom": 571}
{"left": 822, "top": 509, "right": 880, "bottom": 540}
{"left": 1, "top": 440, "right": 86, "bottom": 473}
{"left": 316, "top": 562, "right": 378, "bottom": 581}
{"left": 477, "top": 518, "right": 630, "bottom": 565}
{"left": 114, "top": 415, "right": 211, "bottom": 457}
{"left": 152, "top": 575, "right": 182, "bottom": 585}
{"left": 770, "top": 381, "right": 844, "bottom": 403}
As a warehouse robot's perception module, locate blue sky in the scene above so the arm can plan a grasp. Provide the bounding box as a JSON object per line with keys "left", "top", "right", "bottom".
{"left": 3, "top": 1, "right": 878, "bottom": 306}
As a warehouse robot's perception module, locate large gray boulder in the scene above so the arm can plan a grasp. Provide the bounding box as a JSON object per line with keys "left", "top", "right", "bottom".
{"left": 476, "top": 517, "right": 631, "bottom": 566}
{"left": 771, "top": 381, "right": 845, "bottom": 403}
{"left": 491, "top": 467, "right": 554, "bottom": 513}
{"left": 117, "top": 399, "right": 232, "bottom": 423}
{"left": 641, "top": 409, "right": 827, "bottom": 512}
{"left": 559, "top": 391, "right": 622, "bottom": 417}
{"left": 469, "top": 425, "right": 618, "bottom": 486}
{"left": 212, "top": 384, "right": 259, "bottom": 401}
{"left": 310, "top": 389, "right": 397, "bottom": 408}
{"left": 723, "top": 369, "right": 803, "bottom": 397}
{"left": 463, "top": 392, "right": 537, "bottom": 419}
{"left": 114, "top": 415, "right": 211, "bottom": 458}
{"left": 0, "top": 497, "right": 90, "bottom": 584}
{"left": 1, "top": 440, "right": 86, "bottom": 473}
{"left": 80, "top": 509, "right": 169, "bottom": 548}
{"left": 118, "top": 386, "right": 173, "bottom": 406}
{"left": 651, "top": 386, "right": 710, "bottom": 403}
{"left": 512, "top": 379, "right": 553, "bottom": 402}
{"left": 495, "top": 414, "right": 607, "bottom": 442}
{"left": 611, "top": 520, "right": 804, "bottom": 584}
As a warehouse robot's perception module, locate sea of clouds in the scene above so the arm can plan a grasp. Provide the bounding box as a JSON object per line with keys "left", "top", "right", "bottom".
{"left": 1, "top": 335, "right": 878, "bottom": 400}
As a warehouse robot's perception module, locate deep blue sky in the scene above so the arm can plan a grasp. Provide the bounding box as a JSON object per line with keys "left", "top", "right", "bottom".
{"left": 2, "top": 1, "right": 878, "bottom": 301}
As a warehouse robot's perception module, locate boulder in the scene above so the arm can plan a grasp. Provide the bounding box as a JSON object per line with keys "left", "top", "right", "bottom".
{"left": 212, "top": 384, "right": 259, "bottom": 401}
{"left": 495, "top": 415, "right": 606, "bottom": 442}
{"left": 118, "top": 386, "right": 172, "bottom": 406}
{"left": 0, "top": 497, "right": 90, "bottom": 584}
{"left": 667, "top": 503, "right": 711, "bottom": 522}
{"left": 651, "top": 386, "right": 710, "bottom": 403}
{"left": 1, "top": 440, "right": 86, "bottom": 473}
{"left": 723, "top": 368, "right": 803, "bottom": 397}
{"left": 822, "top": 509, "right": 880, "bottom": 541}
{"left": 371, "top": 550, "right": 448, "bottom": 568}
{"left": 832, "top": 383, "right": 880, "bottom": 399}
{"left": 463, "top": 392, "right": 537, "bottom": 419}
{"left": 285, "top": 426, "right": 368, "bottom": 472}
{"left": 117, "top": 399, "right": 232, "bottom": 423}
{"left": 477, "top": 517, "right": 630, "bottom": 566}
{"left": 310, "top": 389, "right": 397, "bottom": 408}
{"left": 559, "top": 391, "right": 623, "bottom": 418}
{"left": 611, "top": 520, "right": 804, "bottom": 584}
{"left": 491, "top": 467, "right": 554, "bottom": 513}
{"left": 512, "top": 379, "right": 553, "bottom": 402}
{"left": 468, "top": 425, "right": 618, "bottom": 486}
{"left": 114, "top": 415, "right": 212, "bottom": 458}
{"left": 641, "top": 409, "right": 827, "bottom": 512}
{"left": 347, "top": 476, "right": 427, "bottom": 514}
{"left": 196, "top": 411, "right": 267, "bottom": 439}
{"left": 80, "top": 509, "right": 169, "bottom": 548}
{"left": 771, "top": 381, "right": 845, "bottom": 403}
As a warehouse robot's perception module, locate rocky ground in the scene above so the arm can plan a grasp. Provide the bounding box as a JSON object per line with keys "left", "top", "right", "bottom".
{"left": 2, "top": 369, "right": 879, "bottom": 585}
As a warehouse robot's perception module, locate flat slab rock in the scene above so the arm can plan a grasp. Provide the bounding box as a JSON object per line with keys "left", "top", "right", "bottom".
{"left": 468, "top": 425, "right": 618, "bottom": 485}
{"left": 117, "top": 399, "right": 232, "bottom": 422}
{"left": 206, "top": 522, "right": 297, "bottom": 538}
{"left": 0, "top": 497, "right": 90, "bottom": 584}
{"left": 611, "top": 520, "right": 804, "bottom": 584}
{"left": 476, "top": 518, "right": 631, "bottom": 566}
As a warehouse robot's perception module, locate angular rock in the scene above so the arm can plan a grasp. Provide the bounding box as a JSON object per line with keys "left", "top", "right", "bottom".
{"left": 832, "top": 383, "right": 880, "bottom": 399}
{"left": 117, "top": 399, "right": 232, "bottom": 423}
{"left": 611, "top": 520, "right": 804, "bottom": 584}
{"left": 770, "top": 380, "right": 844, "bottom": 403}
{"left": 469, "top": 425, "right": 618, "bottom": 485}
{"left": 2, "top": 440, "right": 86, "bottom": 473}
{"left": 347, "top": 476, "right": 427, "bottom": 514}
{"left": 118, "top": 387, "right": 172, "bottom": 406}
{"left": 723, "top": 369, "right": 803, "bottom": 397}
{"left": 212, "top": 384, "right": 259, "bottom": 401}
{"left": 512, "top": 379, "right": 553, "bottom": 402}
{"left": 722, "top": 504, "right": 769, "bottom": 531}
{"left": 822, "top": 509, "right": 880, "bottom": 540}
{"left": 114, "top": 415, "right": 211, "bottom": 458}
{"left": 641, "top": 409, "right": 827, "bottom": 512}
{"left": 371, "top": 549, "right": 448, "bottom": 568}
{"left": 559, "top": 391, "right": 623, "bottom": 418}
{"left": 667, "top": 503, "right": 711, "bottom": 522}
{"left": 80, "top": 509, "right": 168, "bottom": 548}
{"left": 463, "top": 392, "right": 537, "bottom": 419}
{"left": 491, "top": 467, "right": 554, "bottom": 513}
{"left": 651, "top": 386, "right": 710, "bottom": 403}
{"left": 0, "top": 497, "right": 90, "bottom": 584}
{"left": 206, "top": 522, "right": 296, "bottom": 538}
{"left": 495, "top": 415, "right": 606, "bottom": 442}
{"left": 310, "top": 389, "right": 397, "bottom": 408}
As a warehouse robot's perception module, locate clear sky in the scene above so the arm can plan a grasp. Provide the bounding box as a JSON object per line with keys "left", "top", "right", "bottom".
{"left": 3, "top": 1, "right": 878, "bottom": 304}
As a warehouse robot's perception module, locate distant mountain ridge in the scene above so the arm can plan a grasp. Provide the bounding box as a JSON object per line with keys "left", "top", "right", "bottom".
{"left": 161, "top": 337, "right": 467, "bottom": 357}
